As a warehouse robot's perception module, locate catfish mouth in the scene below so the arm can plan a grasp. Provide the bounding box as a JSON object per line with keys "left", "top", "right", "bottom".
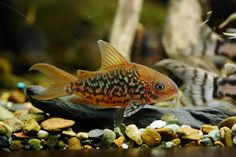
{"left": 148, "top": 91, "right": 180, "bottom": 108}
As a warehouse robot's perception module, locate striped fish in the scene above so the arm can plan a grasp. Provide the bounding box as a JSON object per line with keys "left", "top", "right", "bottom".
{"left": 29, "top": 40, "right": 179, "bottom": 118}
{"left": 156, "top": 59, "right": 235, "bottom": 107}
{"left": 163, "top": 0, "right": 236, "bottom": 64}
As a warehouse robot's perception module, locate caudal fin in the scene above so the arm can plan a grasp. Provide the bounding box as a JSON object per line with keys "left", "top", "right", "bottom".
{"left": 29, "top": 63, "right": 78, "bottom": 100}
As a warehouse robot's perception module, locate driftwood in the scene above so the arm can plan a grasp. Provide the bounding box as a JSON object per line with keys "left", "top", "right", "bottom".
{"left": 110, "top": 0, "right": 143, "bottom": 60}
{"left": 26, "top": 86, "right": 236, "bottom": 130}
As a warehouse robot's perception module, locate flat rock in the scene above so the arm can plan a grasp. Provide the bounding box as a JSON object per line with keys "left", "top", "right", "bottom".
{"left": 26, "top": 86, "right": 236, "bottom": 129}
{"left": 41, "top": 118, "right": 75, "bottom": 132}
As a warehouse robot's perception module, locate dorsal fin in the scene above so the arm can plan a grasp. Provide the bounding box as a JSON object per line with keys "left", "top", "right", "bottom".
{"left": 77, "top": 70, "right": 96, "bottom": 80}
{"left": 97, "top": 40, "right": 129, "bottom": 70}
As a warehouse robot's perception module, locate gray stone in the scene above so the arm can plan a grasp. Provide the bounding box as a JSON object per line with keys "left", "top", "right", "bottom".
{"left": 208, "top": 130, "right": 221, "bottom": 142}
{"left": 88, "top": 129, "right": 104, "bottom": 138}
{"left": 46, "top": 134, "right": 61, "bottom": 150}
{"left": 0, "top": 136, "right": 9, "bottom": 147}
{"left": 200, "top": 135, "right": 213, "bottom": 147}
{"left": 102, "top": 129, "right": 116, "bottom": 147}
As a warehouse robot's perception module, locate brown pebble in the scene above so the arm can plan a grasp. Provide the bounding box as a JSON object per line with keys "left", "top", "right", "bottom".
{"left": 41, "top": 117, "right": 75, "bottom": 132}
{"left": 201, "top": 125, "right": 218, "bottom": 134}
{"left": 221, "top": 127, "right": 233, "bottom": 147}
{"left": 68, "top": 137, "right": 82, "bottom": 150}
{"left": 22, "top": 118, "right": 41, "bottom": 135}
{"left": 13, "top": 132, "right": 32, "bottom": 138}
{"left": 141, "top": 129, "right": 161, "bottom": 147}
{"left": 10, "top": 140, "right": 24, "bottom": 151}
{"left": 214, "top": 141, "right": 225, "bottom": 147}
{"left": 176, "top": 126, "right": 201, "bottom": 140}
{"left": 4, "top": 118, "right": 23, "bottom": 133}
{"left": 171, "top": 138, "right": 181, "bottom": 147}
{"left": 184, "top": 141, "right": 196, "bottom": 147}
{"left": 83, "top": 145, "right": 93, "bottom": 149}
{"left": 219, "top": 116, "right": 236, "bottom": 129}
{"left": 156, "top": 128, "right": 177, "bottom": 141}
{"left": 113, "top": 136, "right": 125, "bottom": 147}
{"left": 0, "top": 121, "right": 12, "bottom": 137}
{"left": 8, "top": 90, "right": 26, "bottom": 103}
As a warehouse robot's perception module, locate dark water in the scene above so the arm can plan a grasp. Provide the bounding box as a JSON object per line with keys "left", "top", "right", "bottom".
{"left": 1, "top": 148, "right": 236, "bottom": 157}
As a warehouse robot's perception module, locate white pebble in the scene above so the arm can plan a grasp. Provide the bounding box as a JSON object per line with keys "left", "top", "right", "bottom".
{"left": 139, "top": 128, "right": 145, "bottom": 134}
{"left": 149, "top": 120, "right": 166, "bottom": 129}
{"left": 122, "top": 143, "right": 128, "bottom": 149}
{"left": 233, "top": 136, "right": 236, "bottom": 145}
{"left": 181, "top": 125, "right": 191, "bottom": 129}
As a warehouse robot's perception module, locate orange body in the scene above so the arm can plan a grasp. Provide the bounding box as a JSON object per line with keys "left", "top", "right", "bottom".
{"left": 70, "top": 63, "right": 178, "bottom": 108}
{"left": 30, "top": 40, "right": 179, "bottom": 117}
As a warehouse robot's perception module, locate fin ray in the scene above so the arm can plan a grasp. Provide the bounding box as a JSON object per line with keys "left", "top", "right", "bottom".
{"left": 97, "top": 40, "right": 129, "bottom": 70}
{"left": 29, "top": 63, "right": 77, "bottom": 100}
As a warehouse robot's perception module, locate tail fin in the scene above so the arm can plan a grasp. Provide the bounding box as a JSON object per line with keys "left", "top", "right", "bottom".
{"left": 29, "top": 63, "right": 78, "bottom": 100}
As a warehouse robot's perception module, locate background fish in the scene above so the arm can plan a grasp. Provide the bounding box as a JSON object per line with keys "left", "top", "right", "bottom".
{"left": 29, "top": 40, "right": 179, "bottom": 118}
{"left": 156, "top": 59, "right": 236, "bottom": 108}
{"left": 163, "top": 0, "right": 236, "bottom": 72}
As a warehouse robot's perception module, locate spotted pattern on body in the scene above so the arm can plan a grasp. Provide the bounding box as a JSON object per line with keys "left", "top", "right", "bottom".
{"left": 71, "top": 66, "right": 147, "bottom": 107}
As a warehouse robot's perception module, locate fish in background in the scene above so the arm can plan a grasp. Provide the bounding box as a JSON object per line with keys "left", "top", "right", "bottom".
{"left": 163, "top": 0, "right": 236, "bottom": 72}
{"left": 156, "top": 59, "right": 236, "bottom": 107}
{"left": 29, "top": 40, "right": 179, "bottom": 120}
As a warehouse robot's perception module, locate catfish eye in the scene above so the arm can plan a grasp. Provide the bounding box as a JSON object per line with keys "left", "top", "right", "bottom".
{"left": 155, "top": 83, "right": 165, "bottom": 90}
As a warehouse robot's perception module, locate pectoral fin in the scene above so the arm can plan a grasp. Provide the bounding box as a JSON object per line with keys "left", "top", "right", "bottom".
{"left": 124, "top": 101, "right": 145, "bottom": 117}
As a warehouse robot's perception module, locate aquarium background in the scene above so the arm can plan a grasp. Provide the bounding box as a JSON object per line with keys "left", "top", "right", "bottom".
{"left": 0, "top": 0, "right": 236, "bottom": 88}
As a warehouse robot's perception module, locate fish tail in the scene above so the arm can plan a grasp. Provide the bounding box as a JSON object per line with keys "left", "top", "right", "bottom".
{"left": 29, "top": 63, "right": 78, "bottom": 100}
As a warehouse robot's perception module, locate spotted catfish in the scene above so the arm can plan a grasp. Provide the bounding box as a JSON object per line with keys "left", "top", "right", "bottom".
{"left": 30, "top": 40, "right": 179, "bottom": 117}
